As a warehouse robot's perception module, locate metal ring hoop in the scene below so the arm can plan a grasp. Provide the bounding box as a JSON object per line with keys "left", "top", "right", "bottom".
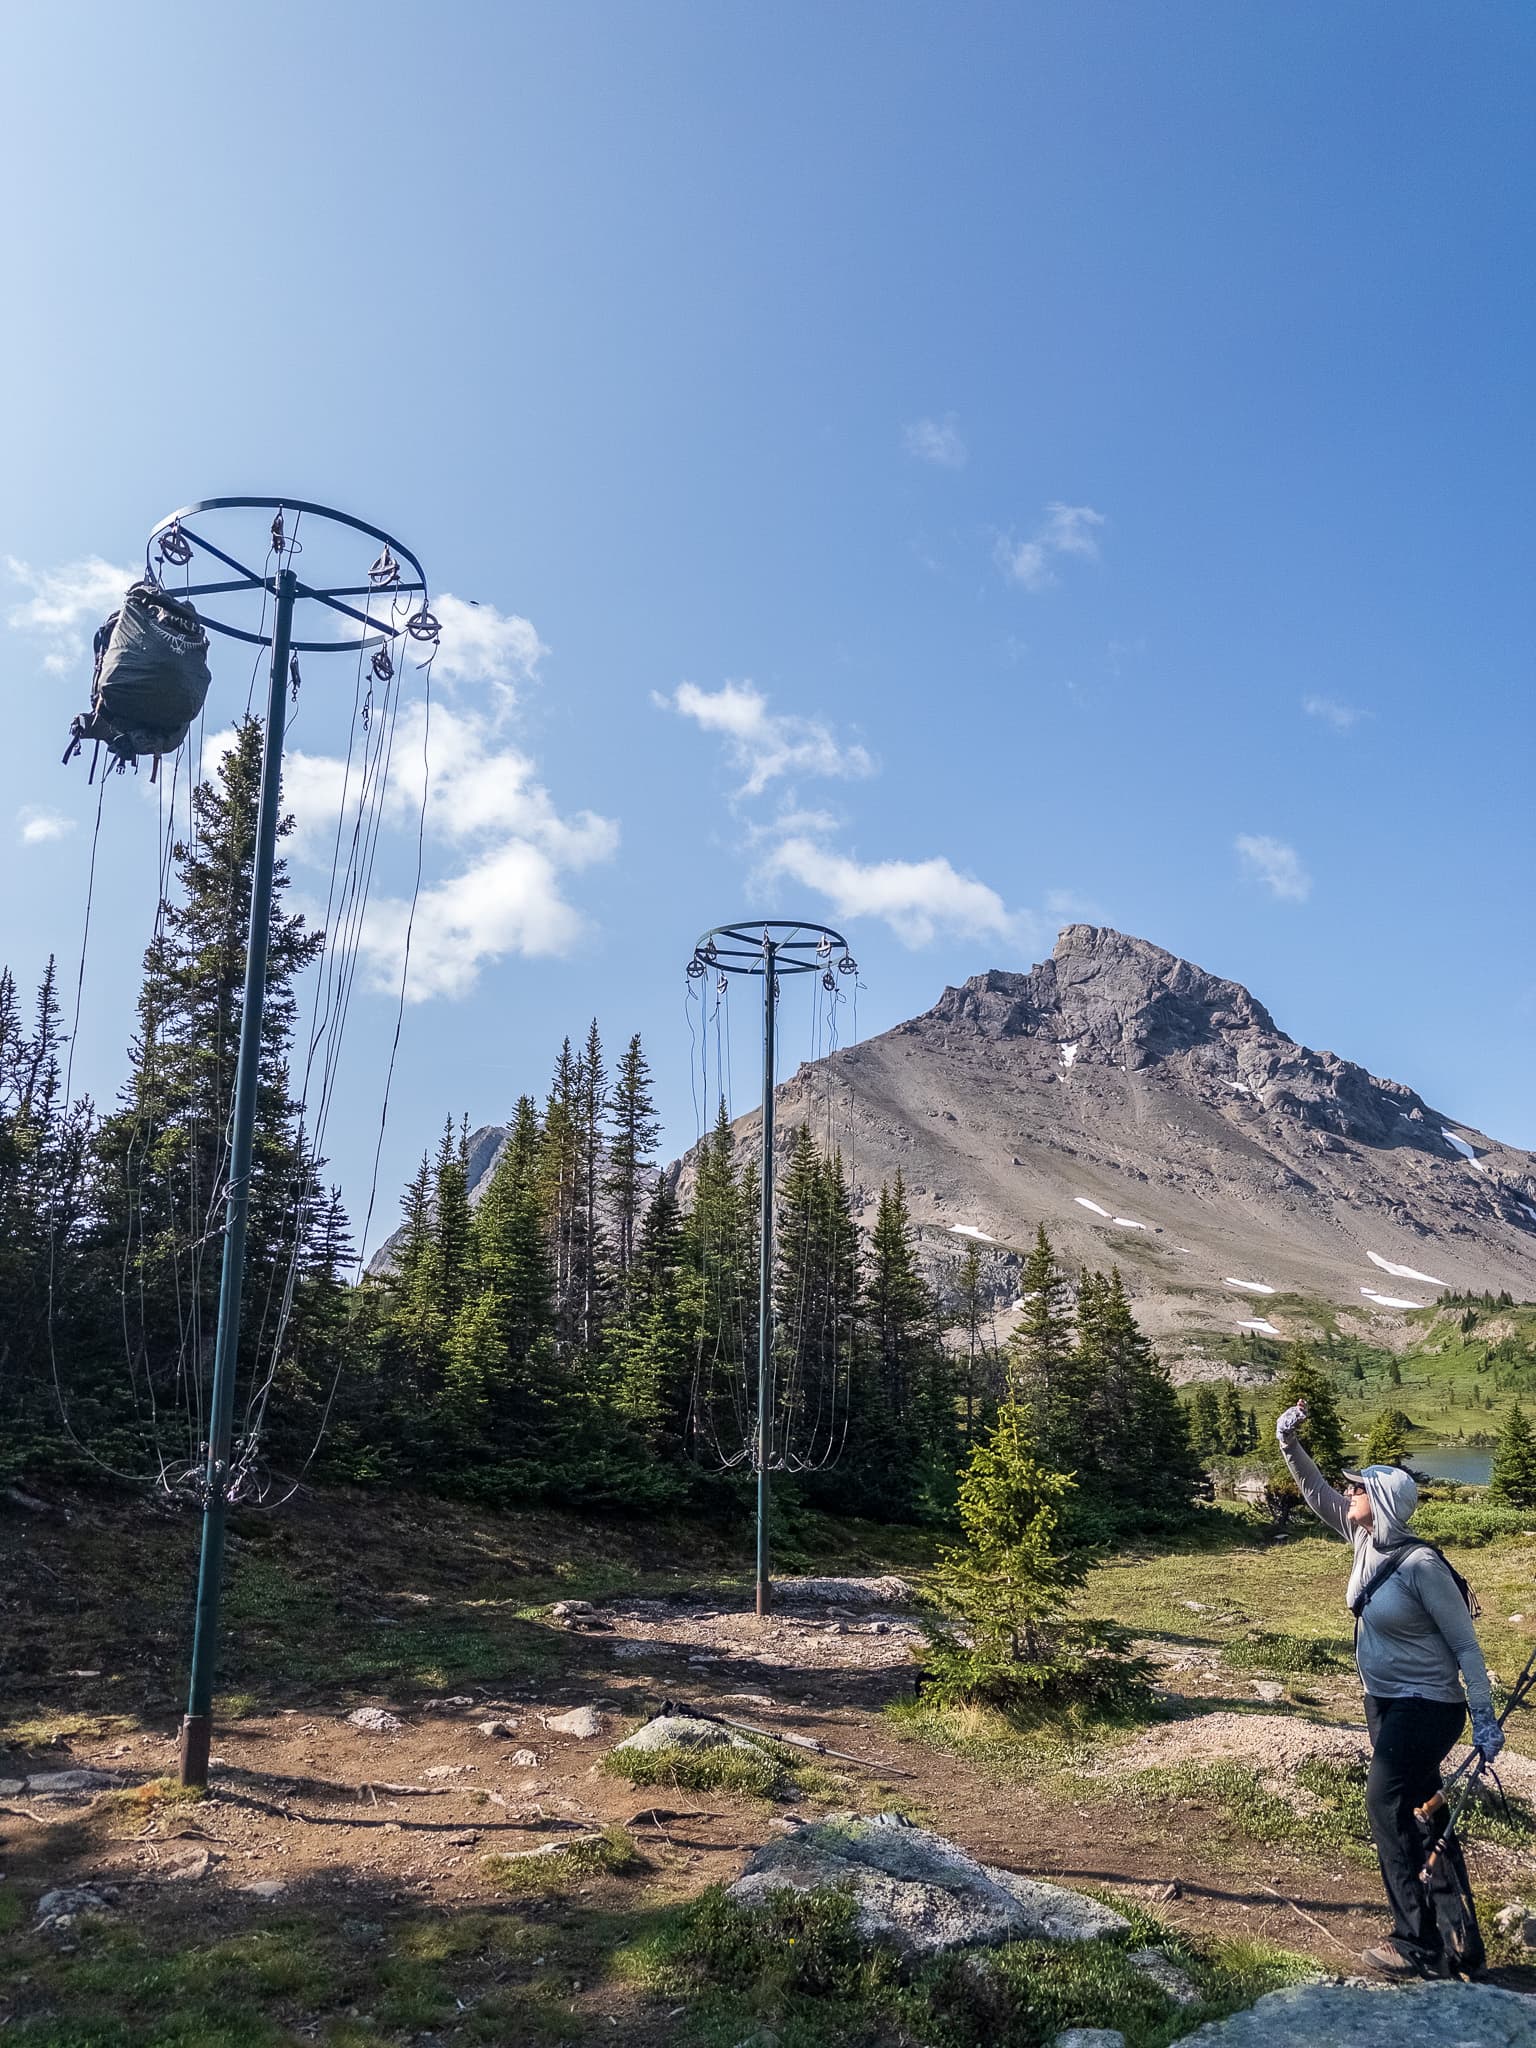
{"left": 144, "top": 496, "right": 429, "bottom": 655}
{"left": 691, "top": 919, "right": 854, "bottom": 978}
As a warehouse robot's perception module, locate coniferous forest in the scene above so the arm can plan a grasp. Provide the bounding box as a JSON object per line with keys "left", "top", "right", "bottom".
{"left": 0, "top": 721, "right": 1201, "bottom": 1539}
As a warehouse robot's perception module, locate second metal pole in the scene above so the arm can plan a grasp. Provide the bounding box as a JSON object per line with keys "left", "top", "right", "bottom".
{"left": 756, "top": 940, "right": 777, "bottom": 1619}
{"left": 180, "top": 567, "right": 297, "bottom": 1788}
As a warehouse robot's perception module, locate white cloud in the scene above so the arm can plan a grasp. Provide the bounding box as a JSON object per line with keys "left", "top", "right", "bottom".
{"left": 761, "top": 832, "right": 1023, "bottom": 949}
{"left": 904, "top": 415, "right": 967, "bottom": 468}
{"left": 1303, "top": 694, "right": 1367, "bottom": 732}
{"left": 283, "top": 700, "right": 617, "bottom": 1001}
{"left": 996, "top": 504, "right": 1106, "bottom": 592}
{"left": 17, "top": 806, "right": 76, "bottom": 845}
{"left": 429, "top": 593, "right": 546, "bottom": 701}
{"left": 6, "top": 555, "right": 135, "bottom": 673}
{"left": 658, "top": 680, "right": 875, "bottom": 797}
{"left": 1235, "top": 833, "right": 1311, "bottom": 903}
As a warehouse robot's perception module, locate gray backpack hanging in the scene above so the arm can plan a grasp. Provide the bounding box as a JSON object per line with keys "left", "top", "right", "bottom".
{"left": 63, "top": 581, "right": 213, "bottom": 781}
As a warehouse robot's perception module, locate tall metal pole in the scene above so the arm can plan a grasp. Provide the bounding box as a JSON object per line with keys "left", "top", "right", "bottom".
{"left": 756, "top": 940, "right": 777, "bottom": 1619}
{"left": 180, "top": 568, "right": 297, "bottom": 1789}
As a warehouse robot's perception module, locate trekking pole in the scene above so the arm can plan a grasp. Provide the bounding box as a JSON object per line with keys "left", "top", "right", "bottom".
{"left": 1416, "top": 1640, "right": 1536, "bottom": 1885}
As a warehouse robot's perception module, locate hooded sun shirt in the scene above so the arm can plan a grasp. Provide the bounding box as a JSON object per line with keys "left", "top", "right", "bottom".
{"left": 1280, "top": 1437, "right": 1492, "bottom": 1715}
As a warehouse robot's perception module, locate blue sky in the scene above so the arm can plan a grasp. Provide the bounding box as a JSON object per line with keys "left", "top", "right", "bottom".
{"left": 3, "top": 2, "right": 1532, "bottom": 1250}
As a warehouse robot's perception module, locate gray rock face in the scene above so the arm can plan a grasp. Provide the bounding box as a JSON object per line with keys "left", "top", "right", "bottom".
{"left": 36, "top": 1885, "right": 115, "bottom": 1926}
{"left": 726, "top": 1811, "right": 1128, "bottom": 1959}
{"left": 1053, "top": 2033, "right": 1127, "bottom": 2048}
{"left": 1175, "top": 1980, "right": 1536, "bottom": 2046}
{"left": 676, "top": 925, "right": 1536, "bottom": 1346}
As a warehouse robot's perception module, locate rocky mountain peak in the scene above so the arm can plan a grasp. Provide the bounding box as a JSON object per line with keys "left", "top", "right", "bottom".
{"left": 928, "top": 924, "right": 1277, "bottom": 1067}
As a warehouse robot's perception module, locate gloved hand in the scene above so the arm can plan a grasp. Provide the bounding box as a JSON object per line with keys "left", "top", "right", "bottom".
{"left": 1471, "top": 1706, "right": 1505, "bottom": 1761}
{"left": 1275, "top": 1401, "right": 1307, "bottom": 1447}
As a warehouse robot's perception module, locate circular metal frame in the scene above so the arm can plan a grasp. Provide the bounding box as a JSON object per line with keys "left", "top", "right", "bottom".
{"left": 144, "top": 496, "right": 430, "bottom": 655}
{"left": 689, "top": 919, "right": 856, "bottom": 981}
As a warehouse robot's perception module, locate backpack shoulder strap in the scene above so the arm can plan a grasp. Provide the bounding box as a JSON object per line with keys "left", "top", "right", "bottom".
{"left": 1350, "top": 1539, "right": 1416, "bottom": 1621}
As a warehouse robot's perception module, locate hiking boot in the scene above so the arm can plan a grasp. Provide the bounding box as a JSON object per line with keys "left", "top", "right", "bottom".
{"left": 1361, "top": 1942, "right": 1449, "bottom": 1979}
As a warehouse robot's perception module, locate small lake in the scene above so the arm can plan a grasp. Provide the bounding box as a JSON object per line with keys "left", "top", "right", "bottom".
{"left": 1412, "top": 1444, "right": 1493, "bottom": 1486}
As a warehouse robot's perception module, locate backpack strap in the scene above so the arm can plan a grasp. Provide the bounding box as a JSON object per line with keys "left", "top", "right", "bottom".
{"left": 1351, "top": 1539, "right": 1417, "bottom": 1622}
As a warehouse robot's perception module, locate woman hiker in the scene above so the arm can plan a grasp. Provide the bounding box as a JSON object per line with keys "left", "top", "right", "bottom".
{"left": 1275, "top": 1399, "right": 1503, "bottom": 1977}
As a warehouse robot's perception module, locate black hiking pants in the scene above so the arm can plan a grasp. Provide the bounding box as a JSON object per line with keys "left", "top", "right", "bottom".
{"left": 1364, "top": 1694, "right": 1467, "bottom": 1963}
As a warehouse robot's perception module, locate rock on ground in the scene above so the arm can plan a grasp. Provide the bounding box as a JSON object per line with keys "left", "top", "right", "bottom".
{"left": 771, "top": 1575, "right": 913, "bottom": 1608}
{"left": 344, "top": 1707, "right": 404, "bottom": 1734}
{"left": 11, "top": 1769, "right": 123, "bottom": 1802}
{"left": 726, "top": 1811, "right": 1128, "bottom": 1959}
{"left": 36, "top": 1886, "right": 115, "bottom": 1927}
{"left": 615, "top": 1713, "right": 772, "bottom": 1758}
{"left": 1174, "top": 1980, "right": 1536, "bottom": 2046}
{"left": 1125, "top": 1948, "right": 1199, "bottom": 2006}
{"left": 1053, "top": 2033, "right": 1126, "bottom": 2048}
{"left": 544, "top": 1705, "right": 604, "bottom": 1739}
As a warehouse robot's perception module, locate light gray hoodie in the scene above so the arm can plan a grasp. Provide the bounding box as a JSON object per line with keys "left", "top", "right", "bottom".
{"left": 1280, "top": 1437, "right": 1492, "bottom": 1714}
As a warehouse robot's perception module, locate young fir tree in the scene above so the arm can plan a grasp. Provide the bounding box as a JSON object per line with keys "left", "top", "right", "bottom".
{"left": 91, "top": 719, "right": 324, "bottom": 1440}
{"left": 1217, "top": 1380, "right": 1247, "bottom": 1456}
{"left": 1006, "top": 1225, "right": 1076, "bottom": 1459}
{"left": 1362, "top": 1407, "right": 1413, "bottom": 1467}
{"left": 1189, "top": 1385, "right": 1223, "bottom": 1460}
{"left": 605, "top": 1031, "right": 660, "bottom": 1303}
{"left": 773, "top": 1126, "right": 860, "bottom": 1475}
{"left": 919, "top": 1400, "right": 1144, "bottom": 1709}
{"left": 1489, "top": 1402, "right": 1536, "bottom": 1509}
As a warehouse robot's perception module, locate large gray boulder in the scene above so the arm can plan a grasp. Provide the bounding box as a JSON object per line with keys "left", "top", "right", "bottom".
{"left": 614, "top": 1713, "right": 771, "bottom": 1758}
{"left": 1174, "top": 1980, "right": 1535, "bottom": 2046}
{"left": 726, "top": 1811, "right": 1127, "bottom": 1960}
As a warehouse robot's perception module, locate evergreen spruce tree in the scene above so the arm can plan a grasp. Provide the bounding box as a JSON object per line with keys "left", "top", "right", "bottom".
{"left": 1006, "top": 1225, "right": 1076, "bottom": 1457}
{"left": 612, "top": 1179, "right": 691, "bottom": 1448}
{"left": 1072, "top": 1269, "right": 1204, "bottom": 1523}
{"left": 577, "top": 1019, "right": 608, "bottom": 1352}
{"left": 1217, "top": 1380, "right": 1246, "bottom": 1456}
{"left": 682, "top": 1101, "right": 757, "bottom": 1459}
{"left": 605, "top": 1032, "right": 660, "bottom": 1303}
{"left": 90, "top": 719, "right": 324, "bottom": 1450}
{"left": 1189, "top": 1385, "right": 1223, "bottom": 1459}
{"left": 1489, "top": 1402, "right": 1536, "bottom": 1508}
{"left": 1269, "top": 1348, "right": 1348, "bottom": 1477}
{"left": 445, "top": 1097, "right": 558, "bottom": 1463}
{"left": 1362, "top": 1407, "right": 1412, "bottom": 1467}
{"left": 921, "top": 1400, "right": 1146, "bottom": 1709}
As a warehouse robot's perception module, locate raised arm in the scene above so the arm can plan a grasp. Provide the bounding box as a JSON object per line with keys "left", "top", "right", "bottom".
{"left": 1275, "top": 1403, "right": 1352, "bottom": 1538}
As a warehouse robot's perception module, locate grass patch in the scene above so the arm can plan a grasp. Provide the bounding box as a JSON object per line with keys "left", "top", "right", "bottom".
{"left": 1220, "top": 1632, "right": 1346, "bottom": 1676}
{"left": 885, "top": 1696, "right": 1128, "bottom": 1779}
{"left": 602, "top": 1739, "right": 794, "bottom": 1801}
{"left": 484, "top": 1826, "right": 645, "bottom": 1898}
{"left": 1102, "top": 1758, "right": 1376, "bottom": 1867}
{"left": 624, "top": 1881, "right": 1314, "bottom": 2047}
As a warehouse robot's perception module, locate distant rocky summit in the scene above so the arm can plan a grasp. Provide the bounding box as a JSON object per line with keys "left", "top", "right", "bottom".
{"left": 377, "top": 927, "right": 1536, "bottom": 1356}
{"left": 690, "top": 925, "right": 1536, "bottom": 1350}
